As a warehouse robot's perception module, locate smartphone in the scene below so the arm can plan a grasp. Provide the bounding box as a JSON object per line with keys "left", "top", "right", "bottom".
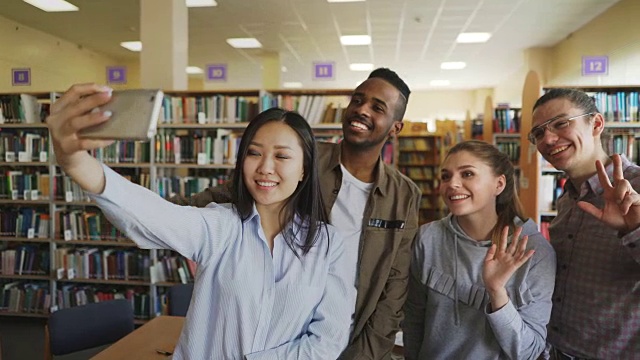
{"left": 79, "top": 89, "right": 164, "bottom": 141}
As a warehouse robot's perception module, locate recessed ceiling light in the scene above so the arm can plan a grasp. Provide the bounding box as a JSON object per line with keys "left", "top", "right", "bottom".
{"left": 186, "top": 0, "right": 217, "bottom": 7}
{"left": 441, "top": 62, "right": 466, "bottom": 70}
{"left": 327, "top": 0, "right": 365, "bottom": 2}
{"left": 349, "top": 63, "right": 374, "bottom": 71}
{"left": 456, "top": 32, "right": 491, "bottom": 43}
{"left": 120, "top": 41, "right": 142, "bottom": 52}
{"left": 340, "top": 35, "right": 371, "bottom": 46}
{"left": 430, "top": 80, "right": 450, "bottom": 86}
{"left": 23, "top": 0, "right": 78, "bottom": 12}
{"left": 226, "top": 38, "right": 262, "bottom": 49}
{"left": 186, "top": 66, "right": 203, "bottom": 74}
{"left": 283, "top": 82, "right": 303, "bottom": 88}
{"left": 281, "top": 66, "right": 288, "bottom": 73}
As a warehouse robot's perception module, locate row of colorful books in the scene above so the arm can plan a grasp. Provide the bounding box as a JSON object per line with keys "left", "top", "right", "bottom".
{"left": 54, "top": 248, "right": 151, "bottom": 281}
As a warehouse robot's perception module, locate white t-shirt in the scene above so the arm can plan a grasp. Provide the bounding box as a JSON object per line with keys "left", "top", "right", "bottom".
{"left": 330, "top": 164, "right": 373, "bottom": 319}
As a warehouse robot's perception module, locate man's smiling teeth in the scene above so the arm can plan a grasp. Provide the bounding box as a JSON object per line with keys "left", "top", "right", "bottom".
{"left": 257, "top": 181, "right": 277, "bottom": 187}
{"left": 549, "top": 145, "right": 569, "bottom": 156}
{"left": 351, "top": 121, "right": 368, "bottom": 130}
{"left": 450, "top": 195, "right": 469, "bottom": 200}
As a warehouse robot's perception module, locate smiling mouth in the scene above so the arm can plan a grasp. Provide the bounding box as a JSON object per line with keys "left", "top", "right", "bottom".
{"left": 549, "top": 145, "right": 569, "bottom": 156}
{"left": 449, "top": 194, "right": 469, "bottom": 200}
{"left": 349, "top": 120, "right": 370, "bottom": 131}
{"left": 256, "top": 181, "right": 277, "bottom": 187}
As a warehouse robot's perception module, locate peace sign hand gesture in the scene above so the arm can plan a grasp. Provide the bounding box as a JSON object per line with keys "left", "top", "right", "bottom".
{"left": 578, "top": 154, "right": 640, "bottom": 234}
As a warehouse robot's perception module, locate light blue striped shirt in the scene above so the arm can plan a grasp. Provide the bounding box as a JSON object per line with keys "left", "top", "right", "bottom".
{"left": 90, "top": 165, "right": 355, "bottom": 359}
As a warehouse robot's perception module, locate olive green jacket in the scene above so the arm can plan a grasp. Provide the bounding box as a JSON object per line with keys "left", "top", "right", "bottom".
{"left": 170, "top": 141, "right": 421, "bottom": 360}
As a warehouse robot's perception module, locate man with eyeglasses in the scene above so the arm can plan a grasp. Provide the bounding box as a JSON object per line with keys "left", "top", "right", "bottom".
{"left": 529, "top": 88, "right": 640, "bottom": 359}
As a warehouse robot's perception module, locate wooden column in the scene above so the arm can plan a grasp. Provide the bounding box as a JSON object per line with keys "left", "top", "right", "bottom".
{"left": 464, "top": 110, "right": 472, "bottom": 141}
{"left": 483, "top": 96, "right": 494, "bottom": 143}
{"left": 518, "top": 70, "right": 543, "bottom": 222}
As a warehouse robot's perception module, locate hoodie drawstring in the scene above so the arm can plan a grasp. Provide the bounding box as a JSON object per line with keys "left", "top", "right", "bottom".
{"left": 453, "top": 233, "right": 460, "bottom": 326}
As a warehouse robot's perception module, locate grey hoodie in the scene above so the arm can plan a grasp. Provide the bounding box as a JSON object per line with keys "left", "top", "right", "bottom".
{"left": 403, "top": 215, "right": 556, "bottom": 360}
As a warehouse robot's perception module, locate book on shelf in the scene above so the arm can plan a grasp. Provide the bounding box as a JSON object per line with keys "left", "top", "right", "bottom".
{"left": 494, "top": 140, "right": 521, "bottom": 163}
{"left": 1, "top": 245, "right": 48, "bottom": 275}
{"left": 0, "top": 94, "right": 47, "bottom": 124}
{"left": 493, "top": 105, "right": 521, "bottom": 133}
{"left": 263, "top": 93, "right": 348, "bottom": 124}
{"left": 54, "top": 247, "right": 150, "bottom": 281}
{"left": 587, "top": 91, "right": 639, "bottom": 122}
{"left": 1, "top": 281, "right": 50, "bottom": 314}
{"left": 160, "top": 94, "right": 259, "bottom": 124}
{"left": 0, "top": 208, "right": 49, "bottom": 239}
{"left": 0, "top": 131, "right": 49, "bottom": 163}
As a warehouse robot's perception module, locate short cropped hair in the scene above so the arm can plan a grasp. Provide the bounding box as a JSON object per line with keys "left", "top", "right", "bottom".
{"left": 368, "top": 68, "right": 410, "bottom": 120}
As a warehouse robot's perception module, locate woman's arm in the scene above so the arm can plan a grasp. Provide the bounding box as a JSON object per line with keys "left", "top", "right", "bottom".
{"left": 47, "top": 84, "right": 235, "bottom": 265}
{"left": 93, "top": 165, "right": 238, "bottom": 265}
{"left": 484, "top": 230, "right": 556, "bottom": 359}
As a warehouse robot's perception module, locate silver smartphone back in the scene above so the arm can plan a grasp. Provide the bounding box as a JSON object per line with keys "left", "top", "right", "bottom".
{"left": 79, "top": 89, "right": 164, "bottom": 141}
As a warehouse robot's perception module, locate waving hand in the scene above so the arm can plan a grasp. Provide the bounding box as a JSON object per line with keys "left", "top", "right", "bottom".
{"left": 482, "top": 226, "right": 535, "bottom": 311}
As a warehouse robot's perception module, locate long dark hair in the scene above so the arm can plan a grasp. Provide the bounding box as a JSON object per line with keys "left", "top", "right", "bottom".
{"left": 445, "top": 140, "right": 526, "bottom": 243}
{"left": 232, "top": 107, "right": 328, "bottom": 257}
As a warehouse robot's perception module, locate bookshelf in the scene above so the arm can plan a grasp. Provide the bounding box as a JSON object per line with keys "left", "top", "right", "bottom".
{"left": 494, "top": 133, "right": 521, "bottom": 165}
{"left": 1, "top": 92, "right": 55, "bottom": 318}
{"left": 492, "top": 103, "right": 522, "bottom": 163}
{"left": 396, "top": 122, "right": 445, "bottom": 224}
{"left": 491, "top": 104, "right": 523, "bottom": 195}
{"left": 0, "top": 88, "right": 350, "bottom": 321}
{"left": 492, "top": 103, "right": 523, "bottom": 162}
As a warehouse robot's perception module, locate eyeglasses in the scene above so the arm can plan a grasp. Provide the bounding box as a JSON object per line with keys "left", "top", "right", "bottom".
{"left": 527, "top": 112, "right": 595, "bottom": 144}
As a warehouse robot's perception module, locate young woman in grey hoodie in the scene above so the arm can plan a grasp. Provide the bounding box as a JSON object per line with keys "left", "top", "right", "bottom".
{"left": 403, "top": 140, "right": 556, "bottom": 360}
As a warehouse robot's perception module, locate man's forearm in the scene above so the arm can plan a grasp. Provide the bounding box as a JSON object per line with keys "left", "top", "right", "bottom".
{"left": 168, "top": 184, "right": 233, "bottom": 207}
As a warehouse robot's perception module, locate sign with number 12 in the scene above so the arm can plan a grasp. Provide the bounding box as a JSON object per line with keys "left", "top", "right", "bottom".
{"left": 582, "top": 56, "right": 608, "bottom": 76}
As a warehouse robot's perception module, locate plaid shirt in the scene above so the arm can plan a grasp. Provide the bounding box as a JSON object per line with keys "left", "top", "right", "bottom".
{"left": 548, "top": 155, "right": 640, "bottom": 359}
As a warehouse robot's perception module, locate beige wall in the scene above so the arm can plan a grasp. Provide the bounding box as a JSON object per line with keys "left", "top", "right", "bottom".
{"left": 405, "top": 88, "right": 493, "bottom": 122}
{"left": 491, "top": 47, "right": 553, "bottom": 108}
{"left": 548, "top": 0, "right": 640, "bottom": 86}
{"left": 0, "top": 15, "right": 132, "bottom": 92}
{"left": 121, "top": 59, "right": 141, "bottom": 89}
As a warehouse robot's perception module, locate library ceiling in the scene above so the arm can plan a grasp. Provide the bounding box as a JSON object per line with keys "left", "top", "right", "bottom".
{"left": 0, "top": 0, "right": 622, "bottom": 90}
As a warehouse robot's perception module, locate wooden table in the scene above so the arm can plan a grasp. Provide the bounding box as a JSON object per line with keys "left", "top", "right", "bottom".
{"left": 92, "top": 316, "right": 185, "bottom": 359}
